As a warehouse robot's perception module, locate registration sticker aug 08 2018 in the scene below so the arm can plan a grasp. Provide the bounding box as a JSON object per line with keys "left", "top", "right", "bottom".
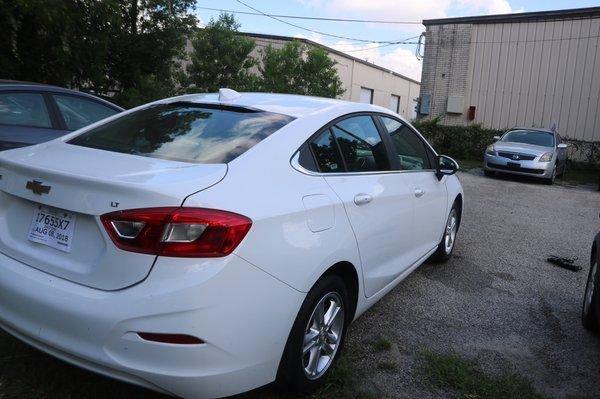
{"left": 27, "top": 205, "right": 77, "bottom": 253}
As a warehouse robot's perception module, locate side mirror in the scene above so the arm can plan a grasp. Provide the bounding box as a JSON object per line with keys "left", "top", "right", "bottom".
{"left": 557, "top": 143, "right": 568, "bottom": 149}
{"left": 493, "top": 135, "right": 501, "bottom": 141}
{"left": 436, "top": 155, "right": 459, "bottom": 181}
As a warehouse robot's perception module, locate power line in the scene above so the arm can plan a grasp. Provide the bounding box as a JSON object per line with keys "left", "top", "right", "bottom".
{"left": 233, "top": 0, "right": 410, "bottom": 44}
{"left": 196, "top": 6, "right": 422, "bottom": 25}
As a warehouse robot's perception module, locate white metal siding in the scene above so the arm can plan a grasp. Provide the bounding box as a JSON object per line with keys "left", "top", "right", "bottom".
{"left": 465, "top": 17, "right": 600, "bottom": 140}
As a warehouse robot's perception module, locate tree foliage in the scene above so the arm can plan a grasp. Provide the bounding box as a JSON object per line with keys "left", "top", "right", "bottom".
{"left": 186, "top": 13, "right": 258, "bottom": 92}
{"left": 0, "top": 0, "right": 196, "bottom": 108}
{"left": 259, "top": 40, "right": 345, "bottom": 98}
{"left": 186, "top": 14, "right": 345, "bottom": 98}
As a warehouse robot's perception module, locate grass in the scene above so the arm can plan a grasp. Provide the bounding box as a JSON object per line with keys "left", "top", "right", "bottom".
{"left": 376, "top": 360, "right": 397, "bottom": 371}
{"left": 418, "top": 349, "right": 549, "bottom": 399}
{"left": 372, "top": 335, "right": 392, "bottom": 352}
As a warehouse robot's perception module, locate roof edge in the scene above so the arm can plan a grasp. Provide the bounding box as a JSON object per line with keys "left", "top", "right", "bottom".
{"left": 423, "top": 6, "right": 600, "bottom": 26}
{"left": 238, "top": 31, "right": 421, "bottom": 85}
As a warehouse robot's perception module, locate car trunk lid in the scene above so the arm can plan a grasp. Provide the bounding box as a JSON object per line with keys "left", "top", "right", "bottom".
{"left": 0, "top": 142, "right": 227, "bottom": 290}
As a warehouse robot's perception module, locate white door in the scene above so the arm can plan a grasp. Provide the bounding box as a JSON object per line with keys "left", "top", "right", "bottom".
{"left": 308, "top": 115, "right": 420, "bottom": 297}
{"left": 379, "top": 116, "right": 447, "bottom": 255}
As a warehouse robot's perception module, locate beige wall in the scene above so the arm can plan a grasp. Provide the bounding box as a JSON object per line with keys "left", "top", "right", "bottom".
{"left": 421, "top": 16, "right": 600, "bottom": 141}
{"left": 248, "top": 36, "right": 421, "bottom": 121}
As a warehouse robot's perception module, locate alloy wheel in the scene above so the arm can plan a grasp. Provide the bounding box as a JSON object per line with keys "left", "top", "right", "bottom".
{"left": 444, "top": 208, "right": 458, "bottom": 254}
{"left": 302, "top": 292, "right": 344, "bottom": 380}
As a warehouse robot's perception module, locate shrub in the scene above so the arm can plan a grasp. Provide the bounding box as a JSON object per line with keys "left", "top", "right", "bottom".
{"left": 412, "top": 118, "right": 502, "bottom": 161}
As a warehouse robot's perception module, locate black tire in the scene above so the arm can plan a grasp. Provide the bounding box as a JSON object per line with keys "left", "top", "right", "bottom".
{"left": 483, "top": 169, "right": 494, "bottom": 177}
{"left": 582, "top": 251, "right": 599, "bottom": 332}
{"left": 277, "top": 274, "right": 350, "bottom": 394}
{"left": 431, "top": 201, "right": 460, "bottom": 263}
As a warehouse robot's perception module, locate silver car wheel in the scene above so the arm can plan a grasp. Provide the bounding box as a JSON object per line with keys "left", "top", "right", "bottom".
{"left": 584, "top": 260, "right": 598, "bottom": 316}
{"left": 303, "top": 292, "right": 344, "bottom": 380}
{"left": 444, "top": 208, "right": 458, "bottom": 255}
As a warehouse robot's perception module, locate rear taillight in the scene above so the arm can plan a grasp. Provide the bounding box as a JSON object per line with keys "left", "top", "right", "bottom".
{"left": 100, "top": 207, "right": 252, "bottom": 257}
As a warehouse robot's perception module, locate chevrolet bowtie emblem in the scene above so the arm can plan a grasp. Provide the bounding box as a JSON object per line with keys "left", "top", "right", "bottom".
{"left": 26, "top": 180, "right": 51, "bottom": 195}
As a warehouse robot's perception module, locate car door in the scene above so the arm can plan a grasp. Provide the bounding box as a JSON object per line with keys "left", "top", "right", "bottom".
{"left": 307, "top": 114, "right": 421, "bottom": 297}
{"left": 0, "top": 91, "right": 63, "bottom": 150}
{"left": 378, "top": 116, "right": 448, "bottom": 256}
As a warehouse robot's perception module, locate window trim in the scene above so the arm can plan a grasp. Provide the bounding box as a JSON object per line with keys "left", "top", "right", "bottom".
{"left": 291, "top": 111, "right": 439, "bottom": 176}
{"left": 0, "top": 90, "right": 61, "bottom": 130}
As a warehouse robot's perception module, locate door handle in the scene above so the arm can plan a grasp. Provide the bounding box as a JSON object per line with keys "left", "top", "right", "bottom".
{"left": 414, "top": 188, "right": 425, "bottom": 198}
{"left": 353, "top": 193, "right": 373, "bottom": 206}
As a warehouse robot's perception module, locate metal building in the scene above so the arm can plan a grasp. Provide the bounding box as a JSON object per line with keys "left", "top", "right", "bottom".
{"left": 419, "top": 7, "right": 600, "bottom": 144}
{"left": 242, "top": 33, "right": 421, "bottom": 121}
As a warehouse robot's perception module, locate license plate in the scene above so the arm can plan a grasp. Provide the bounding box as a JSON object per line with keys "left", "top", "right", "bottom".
{"left": 507, "top": 162, "right": 521, "bottom": 169}
{"left": 27, "top": 205, "right": 76, "bottom": 253}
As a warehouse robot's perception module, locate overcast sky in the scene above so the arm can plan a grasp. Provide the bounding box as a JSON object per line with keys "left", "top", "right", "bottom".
{"left": 197, "top": 1, "right": 599, "bottom": 81}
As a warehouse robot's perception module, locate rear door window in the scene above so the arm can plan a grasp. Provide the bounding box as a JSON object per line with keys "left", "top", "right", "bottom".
{"left": 0, "top": 92, "right": 52, "bottom": 128}
{"left": 380, "top": 116, "right": 432, "bottom": 170}
{"left": 53, "top": 94, "right": 119, "bottom": 130}
{"left": 69, "top": 103, "right": 295, "bottom": 163}
{"left": 331, "top": 115, "right": 390, "bottom": 172}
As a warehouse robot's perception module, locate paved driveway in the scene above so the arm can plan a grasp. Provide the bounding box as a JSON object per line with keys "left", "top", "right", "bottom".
{"left": 1, "top": 171, "right": 599, "bottom": 398}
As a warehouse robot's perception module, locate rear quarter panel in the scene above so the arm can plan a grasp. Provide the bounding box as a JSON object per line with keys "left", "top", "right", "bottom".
{"left": 182, "top": 107, "right": 366, "bottom": 295}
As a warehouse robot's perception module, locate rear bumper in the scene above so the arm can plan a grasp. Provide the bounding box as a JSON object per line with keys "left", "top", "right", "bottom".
{"left": 483, "top": 154, "right": 553, "bottom": 178}
{"left": 0, "top": 252, "right": 304, "bottom": 398}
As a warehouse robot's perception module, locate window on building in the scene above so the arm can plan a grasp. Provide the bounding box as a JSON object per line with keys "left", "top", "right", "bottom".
{"left": 359, "top": 87, "right": 374, "bottom": 104}
{"left": 389, "top": 95, "right": 400, "bottom": 113}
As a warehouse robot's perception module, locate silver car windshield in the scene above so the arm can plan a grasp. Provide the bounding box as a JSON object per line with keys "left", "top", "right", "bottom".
{"left": 501, "top": 130, "right": 555, "bottom": 147}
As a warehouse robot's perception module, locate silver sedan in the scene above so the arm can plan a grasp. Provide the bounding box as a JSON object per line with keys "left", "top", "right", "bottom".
{"left": 483, "top": 127, "right": 568, "bottom": 184}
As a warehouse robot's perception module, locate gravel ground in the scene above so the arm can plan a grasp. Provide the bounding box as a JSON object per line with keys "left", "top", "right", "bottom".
{"left": 340, "top": 170, "right": 600, "bottom": 398}
{"left": 1, "top": 170, "right": 599, "bottom": 398}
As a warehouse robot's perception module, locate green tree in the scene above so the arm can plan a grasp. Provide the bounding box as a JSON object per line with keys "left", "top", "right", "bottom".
{"left": 0, "top": 0, "right": 120, "bottom": 89}
{"left": 0, "top": 0, "right": 196, "bottom": 108}
{"left": 259, "top": 40, "right": 344, "bottom": 98}
{"left": 109, "top": 0, "right": 197, "bottom": 107}
{"left": 186, "top": 13, "right": 258, "bottom": 92}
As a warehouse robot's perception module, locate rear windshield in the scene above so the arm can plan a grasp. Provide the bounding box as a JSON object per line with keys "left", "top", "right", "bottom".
{"left": 501, "top": 130, "right": 555, "bottom": 147}
{"left": 68, "top": 103, "right": 294, "bottom": 163}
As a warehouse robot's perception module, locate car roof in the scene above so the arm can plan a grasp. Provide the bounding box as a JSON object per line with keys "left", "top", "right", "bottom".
{"left": 0, "top": 80, "right": 124, "bottom": 111}
{"left": 162, "top": 92, "right": 392, "bottom": 119}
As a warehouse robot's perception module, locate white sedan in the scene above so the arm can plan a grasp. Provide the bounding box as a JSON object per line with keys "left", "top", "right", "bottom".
{"left": 0, "top": 90, "right": 463, "bottom": 398}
